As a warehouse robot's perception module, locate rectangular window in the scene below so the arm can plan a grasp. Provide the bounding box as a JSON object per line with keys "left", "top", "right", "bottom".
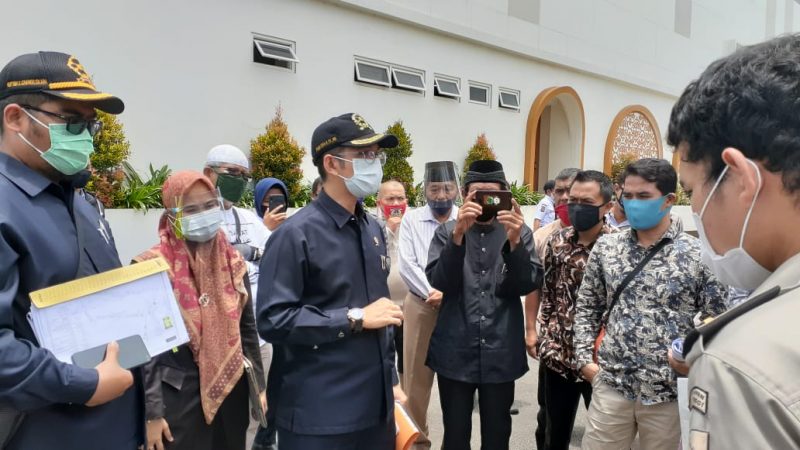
{"left": 354, "top": 59, "right": 392, "bottom": 87}
{"left": 433, "top": 75, "right": 461, "bottom": 99}
{"left": 498, "top": 88, "right": 520, "bottom": 111}
{"left": 391, "top": 67, "right": 426, "bottom": 93}
{"left": 253, "top": 36, "right": 298, "bottom": 70}
{"left": 468, "top": 81, "right": 491, "bottom": 106}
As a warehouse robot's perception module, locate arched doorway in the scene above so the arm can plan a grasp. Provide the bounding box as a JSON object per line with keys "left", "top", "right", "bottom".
{"left": 524, "top": 86, "right": 585, "bottom": 190}
{"left": 603, "top": 105, "right": 663, "bottom": 176}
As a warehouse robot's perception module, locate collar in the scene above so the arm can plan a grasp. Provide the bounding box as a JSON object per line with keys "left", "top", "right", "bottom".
{"left": 317, "top": 190, "right": 366, "bottom": 229}
{"left": 751, "top": 252, "right": 800, "bottom": 298}
{"left": 565, "top": 224, "right": 612, "bottom": 246}
{"left": 420, "top": 204, "right": 458, "bottom": 223}
{"left": 629, "top": 218, "right": 681, "bottom": 246}
{"left": 0, "top": 152, "right": 52, "bottom": 197}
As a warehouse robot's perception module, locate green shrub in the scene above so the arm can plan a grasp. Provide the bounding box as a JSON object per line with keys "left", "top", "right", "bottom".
{"left": 118, "top": 162, "right": 171, "bottom": 212}
{"left": 383, "top": 120, "right": 416, "bottom": 204}
{"left": 463, "top": 133, "right": 497, "bottom": 178}
{"left": 250, "top": 106, "right": 306, "bottom": 206}
{"left": 86, "top": 111, "right": 130, "bottom": 207}
{"left": 509, "top": 181, "right": 544, "bottom": 206}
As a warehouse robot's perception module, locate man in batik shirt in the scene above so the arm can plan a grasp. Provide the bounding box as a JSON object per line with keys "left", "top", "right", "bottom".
{"left": 573, "top": 159, "right": 726, "bottom": 450}
{"left": 536, "top": 170, "right": 615, "bottom": 450}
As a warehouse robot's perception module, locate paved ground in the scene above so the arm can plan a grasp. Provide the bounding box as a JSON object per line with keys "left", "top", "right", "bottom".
{"left": 426, "top": 359, "right": 587, "bottom": 450}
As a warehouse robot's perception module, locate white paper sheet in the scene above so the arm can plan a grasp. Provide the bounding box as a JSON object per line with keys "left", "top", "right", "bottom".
{"left": 29, "top": 271, "right": 189, "bottom": 364}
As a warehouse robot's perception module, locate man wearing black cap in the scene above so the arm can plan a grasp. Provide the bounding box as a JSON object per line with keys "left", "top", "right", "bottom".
{"left": 426, "top": 160, "right": 542, "bottom": 450}
{"left": 0, "top": 52, "right": 138, "bottom": 449}
{"left": 257, "top": 113, "right": 406, "bottom": 449}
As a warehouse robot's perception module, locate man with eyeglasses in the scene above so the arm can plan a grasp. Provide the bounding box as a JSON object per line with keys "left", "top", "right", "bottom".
{"left": 0, "top": 52, "right": 140, "bottom": 449}
{"left": 257, "top": 113, "right": 406, "bottom": 450}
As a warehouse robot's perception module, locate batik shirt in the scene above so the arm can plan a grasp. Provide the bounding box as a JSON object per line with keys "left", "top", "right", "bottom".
{"left": 538, "top": 225, "right": 615, "bottom": 381}
{"left": 574, "top": 220, "right": 727, "bottom": 404}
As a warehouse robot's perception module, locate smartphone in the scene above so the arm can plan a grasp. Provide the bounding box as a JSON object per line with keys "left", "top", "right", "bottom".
{"left": 474, "top": 190, "right": 513, "bottom": 220}
{"left": 71, "top": 334, "right": 151, "bottom": 369}
{"left": 268, "top": 194, "right": 286, "bottom": 212}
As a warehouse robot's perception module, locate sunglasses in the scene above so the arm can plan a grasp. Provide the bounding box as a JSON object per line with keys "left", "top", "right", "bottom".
{"left": 20, "top": 104, "right": 103, "bottom": 136}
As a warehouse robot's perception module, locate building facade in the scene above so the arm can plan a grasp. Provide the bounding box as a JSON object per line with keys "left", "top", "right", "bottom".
{"left": 1, "top": 0, "right": 796, "bottom": 188}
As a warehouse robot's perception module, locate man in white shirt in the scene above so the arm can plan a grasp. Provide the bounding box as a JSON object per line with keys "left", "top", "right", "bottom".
{"left": 399, "top": 161, "right": 459, "bottom": 449}
{"left": 533, "top": 179, "right": 555, "bottom": 231}
{"left": 203, "top": 144, "right": 273, "bottom": 449}
{"left": 203, "top": 145, "right": 271, "bottom": 294}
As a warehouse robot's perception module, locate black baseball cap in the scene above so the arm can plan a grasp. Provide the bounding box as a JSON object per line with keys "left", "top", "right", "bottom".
{"left": 311, "top": 113, "right": 398, "bottom": 165}
{"left": 0, "top": 51, "right": 124, "bottom": 114}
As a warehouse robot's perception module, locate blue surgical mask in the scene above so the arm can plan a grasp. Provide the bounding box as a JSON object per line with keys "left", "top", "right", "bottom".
{"left": 624, "top": 195, "right": 671, "bottom": 231}
{"left": 334, "top": 156, "right": 383, "bottom": 198}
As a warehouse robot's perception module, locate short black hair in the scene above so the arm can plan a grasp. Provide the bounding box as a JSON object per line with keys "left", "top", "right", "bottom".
{"left": 555, "top": 168, "right": 580, "bottom": 182}
{"left": 0, "top": 93, "right": 50, "bottom": 137}
{"left": 311, "top": 177, "right": 322, "bottom": 194}
{"left": 622, "top": 158, "right": 677, "bottom": 196}
{"left": 668, "top": 34, "right": 800, "bottom": 193}
{"left": 543, "top": 179, "right": 555, "bottom": 192}
{"left": 572, "top": 170, "right": 613, "bottom": 203}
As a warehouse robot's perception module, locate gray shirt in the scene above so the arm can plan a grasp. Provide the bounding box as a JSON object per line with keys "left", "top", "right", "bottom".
{"left": 685, "top": 252, "right": 800, "bottom": 449}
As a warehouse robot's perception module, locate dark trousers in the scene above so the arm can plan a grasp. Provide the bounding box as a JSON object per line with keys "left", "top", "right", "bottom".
{"left": 535, "top": 365, "right": 592, "bottom": 450}
{"left": 437, "top": 375, "right": 515, "bottom": 450}
{"left": 394, "top": 324, "right": 404, "bottom": 374}
{"left": 277, "top": 419, "right": 394, "bottom": 450}
{"left": 252, "top": 416, "right": 277, "bottom": 450}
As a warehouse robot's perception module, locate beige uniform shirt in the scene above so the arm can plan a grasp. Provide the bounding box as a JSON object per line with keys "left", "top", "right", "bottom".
{"left": 533, "top": 219, "right": 563, "bottom": 264}
{"left": 685, "top": 252, "right": 800, "bottom": 449}
{"left": 384, "top": 226, "right": 408, "bottom": 307}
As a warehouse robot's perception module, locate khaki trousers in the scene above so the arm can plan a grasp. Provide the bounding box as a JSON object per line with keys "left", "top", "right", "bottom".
{"left": 402, "top": 292, "right": 439, "bottom": 449}
{"left": 581, "top": 375, "right": 680, "bottom": 450}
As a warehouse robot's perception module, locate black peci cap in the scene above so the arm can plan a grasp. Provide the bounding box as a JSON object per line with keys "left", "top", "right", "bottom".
{"left": 0, "top": 51, "right": 124, "bottom": 114}
{"left": 311, "top": 113, "right": 398, "bottom": 165}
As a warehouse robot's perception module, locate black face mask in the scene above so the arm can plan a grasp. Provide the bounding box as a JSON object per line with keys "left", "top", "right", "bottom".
{"left": 428, "top": 199, "right": 453, "bottom": 217}
{"left": 567, "top": 203, "right": 603, "bottom": 232}
{"left": 617, "top": 195, "right": 625, "bottom": 212}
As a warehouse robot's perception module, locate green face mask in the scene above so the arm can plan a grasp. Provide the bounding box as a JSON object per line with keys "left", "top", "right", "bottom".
{"left": 216, "top": 173, "right": 247, "bottom": 203}
{"left": 19, "top": 109, "right": 94, "bottom": 176}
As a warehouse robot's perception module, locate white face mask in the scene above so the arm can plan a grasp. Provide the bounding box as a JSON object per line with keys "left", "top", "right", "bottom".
{"left": 691, "top": 160, "right": 772, "bottom": 290}
{"left": 333, "top": 156, "right": 383, "bottom": 199}
{"left": 180, "top": 208, "right": 223, "bottom": 242}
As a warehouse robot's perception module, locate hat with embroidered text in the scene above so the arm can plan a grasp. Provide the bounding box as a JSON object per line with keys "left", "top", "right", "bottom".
{"left": 0, "top": 51, "right": 124, "bottom": 114}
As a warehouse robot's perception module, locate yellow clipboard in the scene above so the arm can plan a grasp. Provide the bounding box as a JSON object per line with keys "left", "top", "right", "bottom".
{"left": 29, "top": 258, "right": 169, "bottom": 308}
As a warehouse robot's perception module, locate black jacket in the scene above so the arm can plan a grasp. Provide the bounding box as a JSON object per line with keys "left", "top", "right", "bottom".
{"left": 426, "top": 221, "right": 542, "bottom": 384}
{"left": 142, "top": 276, "right": 264, "bottom": 420}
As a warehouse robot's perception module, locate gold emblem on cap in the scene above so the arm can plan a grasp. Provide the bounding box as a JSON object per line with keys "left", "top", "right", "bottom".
{"left": 66, "top": 56, "right": 95, "bottom": 88}
{"left": 351, "top": 114, "right": 372, "bottom": 131}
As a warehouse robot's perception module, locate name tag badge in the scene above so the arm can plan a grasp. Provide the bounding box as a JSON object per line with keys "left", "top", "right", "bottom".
{"left": 380, "top": 255, "right": 391, "bottom": 272}
{"left": 690, "top": 387, "right": 708, "bottom": 415}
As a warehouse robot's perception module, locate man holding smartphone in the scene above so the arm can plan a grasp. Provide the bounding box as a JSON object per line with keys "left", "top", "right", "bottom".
{"left": 426, "top": 160, "right": 543, "bottom": 450}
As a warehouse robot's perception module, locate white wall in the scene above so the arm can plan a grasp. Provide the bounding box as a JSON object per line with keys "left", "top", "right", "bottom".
{"left": 0, "top": 0, "right": 722, "bottom": 188}
{"left": 336, "top": 0, "right": 800, "bottom": 96}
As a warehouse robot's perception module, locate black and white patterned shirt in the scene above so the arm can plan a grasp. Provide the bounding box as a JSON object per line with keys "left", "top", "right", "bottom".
{"left": 574, "top": 220, "right": 727, "bottom": 404}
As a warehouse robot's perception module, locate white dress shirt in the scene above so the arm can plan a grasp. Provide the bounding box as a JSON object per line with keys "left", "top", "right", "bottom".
{"left": 398, "top": 204, "right": 458, "bottom": 298}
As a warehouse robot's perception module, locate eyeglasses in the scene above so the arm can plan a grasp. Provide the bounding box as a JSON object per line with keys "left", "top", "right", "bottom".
{"left": 20, "top": 104, "right": 103, "bottom": 136}
{"left": 333, "top": 150, "right": 387, "bottom": 165}
{"left": 211, "top": 166, "right": 251, "bottom": 180}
